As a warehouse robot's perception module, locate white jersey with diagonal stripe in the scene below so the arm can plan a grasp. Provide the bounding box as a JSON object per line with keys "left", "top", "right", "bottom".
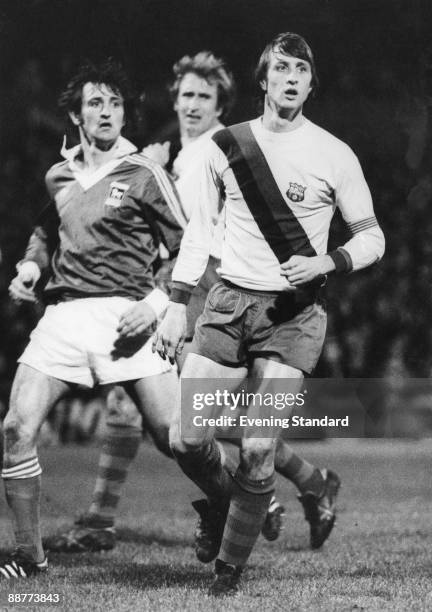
{"left": 172, "top": 117, "right": 385, "bottom": 293}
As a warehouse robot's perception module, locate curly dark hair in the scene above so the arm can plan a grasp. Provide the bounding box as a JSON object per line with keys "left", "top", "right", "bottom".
{"left": 169, "top": 51, "right": 236, "bottom": 119}
{"left": 58, "top": 58, "right": 136, "bottom": 122}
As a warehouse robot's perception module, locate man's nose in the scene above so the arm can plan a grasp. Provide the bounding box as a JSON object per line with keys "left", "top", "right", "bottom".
{"left": 187, "top": 96, "right": 199, "bottom": 110}
{"left": 287, "top": 71, "right": 298, "bottom": 84}
{"left": 100, "top": 103, "right": 111, "bottom": 117}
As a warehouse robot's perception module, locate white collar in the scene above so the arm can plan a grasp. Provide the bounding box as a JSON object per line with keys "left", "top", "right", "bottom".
{"left": 60, "top": 136, "right": 137, "bottom": 191}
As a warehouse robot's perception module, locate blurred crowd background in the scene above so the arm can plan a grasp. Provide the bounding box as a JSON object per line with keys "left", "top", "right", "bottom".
{"left": 1, "top": 0, "right": 432, "bottom": 439}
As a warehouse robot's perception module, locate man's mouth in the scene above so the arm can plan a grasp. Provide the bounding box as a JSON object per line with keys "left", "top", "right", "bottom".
{"left": 284, "top": 89, "right": 298, "bottom": 97}
{"left": 99, "top": 122, "right": 112, "bottom": 129}
{"left": 186, "top": 114, "right": 201, "bottom": 121}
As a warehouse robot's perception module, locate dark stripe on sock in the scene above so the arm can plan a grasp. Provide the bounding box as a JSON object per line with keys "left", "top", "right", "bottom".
{"left": 97, "top": 467, "right": 128, "bottom": 482}
{"left": 220, "top": 541, "right": 251, "bottom": 559}
{"left": 102, "top": 436, "right": 141, "bottom": 460}
{"left": 219, "top": 470, "right": 275, "bottom": 567}
{"left": 92, "top": 491, "right": 119, "bottom": 509}
{"left": 226, "top": 513, "right": 262, "bottom": 536}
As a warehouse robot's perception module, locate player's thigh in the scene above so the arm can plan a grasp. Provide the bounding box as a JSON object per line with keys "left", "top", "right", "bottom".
{"left": 244, "top": 358, "right": 304, "bottom": 431}
{"left": 171, "top": 352, "right": 247, "bottom": 448}
{"left": 128, "top": 370, "right": 178, "bottom": 431}
{"left": 250, "top": 357, "right": 304, "bottom": 382}
{"left": 5, "top": 364, "right": 71, "bottom": 454}
{"left": 238, "top": 359, "right": 304, "bottom": 478}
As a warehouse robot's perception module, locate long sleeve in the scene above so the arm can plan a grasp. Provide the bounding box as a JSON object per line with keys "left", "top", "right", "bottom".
{"left": 143, "top": 169, "right": 186, "bottom": 259}
{"left": 22, "top": 201, "right": 60, "bottom": 274}
{"left": 329, "top": 152, "right": 385, "bottom": 273}
{"left": 171, "top": 143, "right": 223, "bottom": 304}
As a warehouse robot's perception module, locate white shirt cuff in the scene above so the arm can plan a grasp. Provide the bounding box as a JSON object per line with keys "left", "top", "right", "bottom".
{"left": 18, "top": 261, "right": 41, "bottom": 282}
{"left": 142, "top": 288, "right": 169, "bottom": 317}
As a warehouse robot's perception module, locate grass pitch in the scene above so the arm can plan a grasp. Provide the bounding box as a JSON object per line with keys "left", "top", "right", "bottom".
{"left": 0, "top": 439, "right": 431, "bottom": 611}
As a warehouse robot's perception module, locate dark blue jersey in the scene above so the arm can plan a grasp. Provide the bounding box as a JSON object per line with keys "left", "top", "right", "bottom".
{"left": 24, "top": 138, "right": 184, "bottom": 302}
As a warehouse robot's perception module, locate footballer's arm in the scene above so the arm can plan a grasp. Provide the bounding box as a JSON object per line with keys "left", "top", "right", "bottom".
{"left": 153, "top": 151, "right": 222, "bottom": 360}
{"left": 9, "top": 201, "right": 60, "bottom": 303}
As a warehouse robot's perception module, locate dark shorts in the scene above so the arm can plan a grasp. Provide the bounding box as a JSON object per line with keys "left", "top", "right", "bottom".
{"left": 186, "top": 256, "right": 220, "bottom": 339}
{"left": 190, "top": 280, "right": 327, "bottom": 374}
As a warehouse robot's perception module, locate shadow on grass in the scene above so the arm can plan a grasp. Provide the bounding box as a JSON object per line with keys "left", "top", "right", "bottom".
{"left": 67, "top": 559, "right": 209, "bottom": 590}
{"left": 40, "top": 525, "right": 191, "bottom": 554}
{"left": 280, "top": 543, "right": 309, "bottom": 552}
{"left": 116, "top": 527, "right": 191, "bottom": 548}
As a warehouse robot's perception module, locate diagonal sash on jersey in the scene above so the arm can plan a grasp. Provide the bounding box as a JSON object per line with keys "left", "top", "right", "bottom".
{"left": 212, "top": 122, "right": 317, "bottom": 263}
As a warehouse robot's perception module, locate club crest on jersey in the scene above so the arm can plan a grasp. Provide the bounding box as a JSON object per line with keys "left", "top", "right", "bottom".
{"left": 105, "top": 181, "right": 130, "bottom": 208}
{"left": 287, "top": 182, "right": 306, "bottom": 202}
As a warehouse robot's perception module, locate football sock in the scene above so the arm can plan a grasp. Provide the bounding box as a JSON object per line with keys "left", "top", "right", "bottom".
{"left": 172, "top": 439, "right": 234, "bottom": 507}
{"left": 87, "top": 424, "right": 141, "bottom": 527}
{"left": 274, "top": 439, "right": 324, "bottom": 495}
{"left": 2, "top": 458, "right": 44, "bottom": 563}
{"left": 219, "top": 468, "right": 275, "bottom": 567}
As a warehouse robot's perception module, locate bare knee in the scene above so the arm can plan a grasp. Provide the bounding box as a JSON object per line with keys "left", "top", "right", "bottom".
{"left": 105, "top": 386, "right": 142, "bottom": 428}
{"left": 169, "top": 421, "right": 209, "bottom": 455}
{"left": 3, "top": 413, "right": 37, "bottom": 460}
{"left": 240, "top": 440, "right": 276, "bottom": 480}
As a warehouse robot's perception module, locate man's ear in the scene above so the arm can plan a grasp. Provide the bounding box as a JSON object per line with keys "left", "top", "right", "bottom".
{"left": 69, "top": 111, "right": 81, "bottom": 126}
{"left": 260, "top": 79, "right": 267, "bottom": 93}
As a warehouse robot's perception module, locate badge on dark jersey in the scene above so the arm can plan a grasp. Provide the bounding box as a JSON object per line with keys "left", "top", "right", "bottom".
{"left": 286, "top": 182, "right": 306, "bottom": 202}
{"left": 105, "top": 181, "right": 130, "bottom": 208}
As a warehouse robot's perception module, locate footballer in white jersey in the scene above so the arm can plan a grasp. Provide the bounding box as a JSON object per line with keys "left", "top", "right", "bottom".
{"left": 155, "top": 32, "right": 384, "bottom": 595}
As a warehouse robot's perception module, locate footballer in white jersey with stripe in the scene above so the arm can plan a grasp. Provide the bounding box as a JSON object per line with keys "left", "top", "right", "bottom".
{"left": 155, "top": 32, "right": 384, "bottom": 595}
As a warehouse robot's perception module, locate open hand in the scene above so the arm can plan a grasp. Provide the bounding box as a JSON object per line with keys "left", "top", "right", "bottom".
{"left": 152, "top": 302, "right": 187, "bottom": 364}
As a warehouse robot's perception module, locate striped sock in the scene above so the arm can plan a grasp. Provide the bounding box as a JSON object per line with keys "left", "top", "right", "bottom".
{"left": 2, "top": 457, "right": 44, "bottom": 562}
{"left": 87, "top": 425, "right": 141, "bottom": 527}
{"left": 219, "top": 469, "right": 275, "bottom": 567}
{"left": 274, "top": 439, "right": 324, "bottom": 495}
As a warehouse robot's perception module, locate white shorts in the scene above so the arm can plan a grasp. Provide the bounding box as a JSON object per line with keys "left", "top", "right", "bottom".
{"left": 18, "top": 297, "right": 174, "bottom": 387}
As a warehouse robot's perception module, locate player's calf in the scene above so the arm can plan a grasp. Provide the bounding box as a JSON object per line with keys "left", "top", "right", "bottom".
{"left": 212, "top": 466, "right": 275, "bottom": 594}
